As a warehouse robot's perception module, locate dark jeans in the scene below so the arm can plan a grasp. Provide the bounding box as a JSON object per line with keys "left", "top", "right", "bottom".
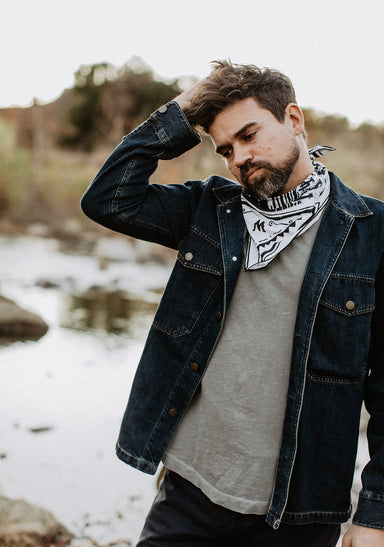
{"left": 137, "top": 471, "right": 341, "bottom": 547}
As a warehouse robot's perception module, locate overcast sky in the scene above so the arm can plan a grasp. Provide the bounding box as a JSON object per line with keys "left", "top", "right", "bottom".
{"left": 1, "top": 0, "right": 383, "bottom": 125}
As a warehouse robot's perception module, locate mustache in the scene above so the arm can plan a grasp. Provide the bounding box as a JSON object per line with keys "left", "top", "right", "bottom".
{"left": 240, "top": 160, "right": 273, "bottom": 180}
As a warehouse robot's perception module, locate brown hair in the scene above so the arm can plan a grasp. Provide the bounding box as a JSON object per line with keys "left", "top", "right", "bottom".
{"left": 184, "top": 60, "right": 297, "bottom": 133}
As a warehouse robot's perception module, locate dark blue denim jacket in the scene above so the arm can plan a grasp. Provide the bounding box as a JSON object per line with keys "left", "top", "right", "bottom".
{"left": 81, "top": 102, "right": 384, "bottom": 530}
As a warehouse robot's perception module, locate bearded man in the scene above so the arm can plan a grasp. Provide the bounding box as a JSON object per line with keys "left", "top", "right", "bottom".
{"left": 81, "top": 61, "right": 384, "bottom": 547}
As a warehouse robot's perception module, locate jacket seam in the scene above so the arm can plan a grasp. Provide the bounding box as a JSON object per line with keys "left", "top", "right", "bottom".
{"left": 330, "top": 273, "right": 375, "bottom": 283}
{"left": 176, "top": 255, "right": 222, "bottom": 275}
{"left": 320, "top": 300, "right": 375, "bottom": 316}
{"left": 359, "top": 491, "right": 384, "bottom": 501}
{"left": 284, "top": 509, "right": 351, "bottom": 517}
{"left": 190, "top": 225, "right": 221, "bottom": 248}
{"left": 116, "top": 442, "right": 157, "bottom": 472}
{"left": 306, "top": 370, "right": 363, "bottom": 385}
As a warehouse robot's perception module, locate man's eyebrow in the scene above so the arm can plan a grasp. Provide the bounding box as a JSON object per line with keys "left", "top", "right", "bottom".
{"left": 215, "top": 122, "right": 260, "bottom": 155}
{"left": 234, "top": 122, "right": 260, "bottom": 139}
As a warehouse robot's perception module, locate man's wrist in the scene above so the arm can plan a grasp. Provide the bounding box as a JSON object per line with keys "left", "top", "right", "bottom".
{"left": 150, "top": 102, "right": 201, "bottom": 158}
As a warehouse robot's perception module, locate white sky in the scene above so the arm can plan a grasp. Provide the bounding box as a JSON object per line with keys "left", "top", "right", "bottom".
{"left": 1, "top": 0, "right": 384, "bottom": 125}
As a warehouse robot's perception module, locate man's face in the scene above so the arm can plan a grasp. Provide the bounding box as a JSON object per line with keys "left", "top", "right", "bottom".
{"left": 209, "top": 97, "right": 303, "bottom": 201}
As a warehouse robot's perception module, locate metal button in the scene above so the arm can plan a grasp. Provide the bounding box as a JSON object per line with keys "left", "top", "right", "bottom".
{"left": 168, "top": 408, "right": 177, "bottom": 417}
{"left": 158, "top": 105, "right": 167, "bottom": 113}
{"left": 185, "top": 252, "right": 194, "bottom": 261}
{"left": 232, "top": 256, "right": 237, "bottom": 262}
{"left": 346, "top": 300, "right": 355, "bottom": 311}
{"left": 190, "top": 362, "right": 199, "bottom": 372}
{"left": 226, "top": 209, "right": 231, "bottom": 213}
{"left": 216, "top": 310, "right": 222, "bottom": 320}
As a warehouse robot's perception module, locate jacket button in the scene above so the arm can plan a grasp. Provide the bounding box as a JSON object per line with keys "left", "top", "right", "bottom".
{"left": 158, "top": 105, "right": 167, "bottom": 113}
{"left": 168, "top": 408, "right": 177, "bottom": 417}
{"left": 190, "top": 362, "right": 199, "bottom": 372}
{"left": 185, "top": 252, "right": 193, "bottom": 261}
{"left": 346, "top": 300, "right": 355, "bottom": 311}
{"left": 216, "top": 310, "right": 222, "bottom": 320}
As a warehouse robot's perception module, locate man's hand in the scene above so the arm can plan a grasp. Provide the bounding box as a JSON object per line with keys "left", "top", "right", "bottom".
{"left": 173, "top": 76, "right": 209, "bottom": 112}
{"left": 173, "top": 80, "right": 204, "bottom": 112}
{"left": 342, "top": 524, "right": 384, "bottom": 546}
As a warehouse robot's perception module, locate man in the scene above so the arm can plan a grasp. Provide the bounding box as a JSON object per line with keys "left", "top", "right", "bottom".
{"left": 81, "top": 61, "right": 384, "bottom": 546}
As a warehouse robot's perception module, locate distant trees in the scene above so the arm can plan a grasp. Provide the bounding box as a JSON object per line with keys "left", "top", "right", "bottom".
{"left": 60, "top": 59, "right": 180, "bottom": 151}
{"left": 1, "top": 58, "right": 384, "bottom": 232}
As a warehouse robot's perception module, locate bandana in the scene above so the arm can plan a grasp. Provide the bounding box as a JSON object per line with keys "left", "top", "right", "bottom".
{"left": 241, "top": 146, "right": 335, "bottom": 270}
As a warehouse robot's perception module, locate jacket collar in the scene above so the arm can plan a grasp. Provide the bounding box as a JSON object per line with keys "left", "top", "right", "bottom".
{"left": 328, "top": 172, "right": 372, "bottom": 217}
{"left": 212, "top": 172, "right": 373, "bottom": 218}
{"left": 212, "top": 179, "right": 242, "bottom": 205}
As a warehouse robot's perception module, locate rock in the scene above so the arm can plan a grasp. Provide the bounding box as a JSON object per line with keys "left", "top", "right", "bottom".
{"left": 0, "top": 495, "right": 72, "bottom": 546}
{"left": 0, "top": 295, "right": 48, "bottom": 341}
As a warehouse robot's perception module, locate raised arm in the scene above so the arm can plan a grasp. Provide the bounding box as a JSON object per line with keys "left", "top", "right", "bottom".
{"left": 81, "top": 100, "right": 203, "bottom": 249}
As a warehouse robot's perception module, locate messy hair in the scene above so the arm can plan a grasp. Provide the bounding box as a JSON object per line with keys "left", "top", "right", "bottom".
{"left": 184, "top": 60, "right": 297, "bottom": 133}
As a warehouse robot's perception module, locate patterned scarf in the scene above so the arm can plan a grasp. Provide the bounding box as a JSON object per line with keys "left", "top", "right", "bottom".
{"left": 241, "top": 146, "right": 335, "bottom": 270}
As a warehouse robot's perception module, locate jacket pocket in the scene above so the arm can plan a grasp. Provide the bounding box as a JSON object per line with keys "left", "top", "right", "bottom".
{"left": 307, "top": 274, "right": 375, "bottom": 384}
{"left": 153, "top": 228, "right": 223, "bottom": 337}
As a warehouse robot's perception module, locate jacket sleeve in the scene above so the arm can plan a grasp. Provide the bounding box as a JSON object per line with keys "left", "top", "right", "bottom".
{"left": 81, "top": 101, "right": 202, "bottom": 249}
{"left": 353, "top": 249, "right": 384, "bottom": 529}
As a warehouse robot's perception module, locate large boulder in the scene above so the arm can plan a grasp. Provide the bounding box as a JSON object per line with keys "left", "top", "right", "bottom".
{"left": 0, "top": 495, "right": 72, "bottom": 546}
{"left": 0, "top": 295, "right": 48, "bottom": 341}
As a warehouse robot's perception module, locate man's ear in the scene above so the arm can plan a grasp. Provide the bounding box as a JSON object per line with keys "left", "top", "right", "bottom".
{"left": 285, "top": 103, "right": 305, "bottom": 136}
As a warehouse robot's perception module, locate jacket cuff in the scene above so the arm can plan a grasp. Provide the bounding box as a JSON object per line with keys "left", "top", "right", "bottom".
{"left": 353, "top": 491, "right": 384, "bottom": 529}
{"left": 150, "top": 101, "right": 201, "bottom": 159}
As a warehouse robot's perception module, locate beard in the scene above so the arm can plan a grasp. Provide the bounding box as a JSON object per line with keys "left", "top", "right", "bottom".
{"left": 240, "top": 141, "right": 301, "bottom": 202}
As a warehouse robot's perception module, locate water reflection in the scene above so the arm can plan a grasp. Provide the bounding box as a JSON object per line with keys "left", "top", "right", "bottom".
{"left": 63, "top": 288, "right": 160, "bottom": 336}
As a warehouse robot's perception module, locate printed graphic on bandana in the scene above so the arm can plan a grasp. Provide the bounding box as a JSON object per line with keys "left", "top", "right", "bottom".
{"left": 244, "top": 203, "right": 324, "bottom": 268}
{"left": 242, "top": 154, "right": 332, "bottom": 270}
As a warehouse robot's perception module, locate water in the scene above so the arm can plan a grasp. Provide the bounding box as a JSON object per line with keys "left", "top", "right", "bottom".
{"left": 0, "top": 234, "right": 172, "bottom": 544}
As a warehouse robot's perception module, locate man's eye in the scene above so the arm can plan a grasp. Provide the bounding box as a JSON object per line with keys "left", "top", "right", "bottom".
{"left": 244, "top": 131, "right": 256, "bottom": 141}
{"left": 221, "top": 150, "right": 231, "bottom": 158}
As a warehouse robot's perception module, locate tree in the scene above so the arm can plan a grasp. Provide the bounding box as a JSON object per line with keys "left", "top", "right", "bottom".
{"left": 60, "top": 60, "right": 180, "bottom": 151}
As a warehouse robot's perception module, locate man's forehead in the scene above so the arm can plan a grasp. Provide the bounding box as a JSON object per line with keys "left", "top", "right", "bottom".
{"left": 208, "top": 98, "right": 271, "bottom": 148}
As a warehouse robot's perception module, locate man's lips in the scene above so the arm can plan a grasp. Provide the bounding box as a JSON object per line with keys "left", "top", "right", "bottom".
{"left": 244, "top": 166, "right": 263, "bottom": 183}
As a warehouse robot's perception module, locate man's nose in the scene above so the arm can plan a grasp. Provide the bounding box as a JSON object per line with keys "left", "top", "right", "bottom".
{"left": 233, "top": 145, "right": 253, "bottom": 168}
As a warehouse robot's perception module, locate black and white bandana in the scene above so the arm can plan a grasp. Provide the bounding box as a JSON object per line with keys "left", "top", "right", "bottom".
{"left": 241, "top": 146, "right": 335, "bottom": 270}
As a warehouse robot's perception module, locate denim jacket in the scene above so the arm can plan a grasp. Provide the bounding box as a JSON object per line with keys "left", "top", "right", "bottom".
{"left": 81, "top": 102, "right": 384, "bottom": 530}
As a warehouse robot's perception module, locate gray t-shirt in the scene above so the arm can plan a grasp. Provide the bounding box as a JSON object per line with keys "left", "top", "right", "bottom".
{"left": 163, "top": 220, "right": 321, "bottom": 514}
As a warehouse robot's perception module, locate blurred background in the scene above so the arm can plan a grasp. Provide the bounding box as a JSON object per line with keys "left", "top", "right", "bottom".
{"left": 0, "top": 0, "right": 382, "bottom": 545}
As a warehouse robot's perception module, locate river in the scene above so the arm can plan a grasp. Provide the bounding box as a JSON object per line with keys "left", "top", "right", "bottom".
{"left": 0, "top": 234, "right": 173, "bottom": 545}
{"left": 0, "top": 234, "right": 370, "bottom": 546}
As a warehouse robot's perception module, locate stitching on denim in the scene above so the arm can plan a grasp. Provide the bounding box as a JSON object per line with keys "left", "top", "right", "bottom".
{"left": 320, "top": 299, "right": 375, "bottom": 316}
{"left": 153, "top": 277, "right": 222, "bottom": 337}
{"left": 330, "top": 187, "right": 373, "bottom": 218}
{"left": 330, "top": 273, "right": 375, "bottom": 283}
{"left": 116, "top": 442, "right": 157, "bottom": 472}
{"left": 124, "top": 118, "right": 152, "bottom": 138}
{"left": 190, "top": 225, "right": 221, "bottom": 248}
{"left": 284, "top": 509, "right": 350, "bottom": 517}
{"left": 176, "top": 254, "right": 222, "bottom": 275}
{"left": 360, "top": 491, "right": 384, "bottom": 501}
{"left": 307, "top": 370, "right": 363, "bottom": 385}
{"left": 212, "top": 186, "right": 242, "bottom": 204}
{"left": 111, "top": 159, "right": 136, "bottom": 214}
